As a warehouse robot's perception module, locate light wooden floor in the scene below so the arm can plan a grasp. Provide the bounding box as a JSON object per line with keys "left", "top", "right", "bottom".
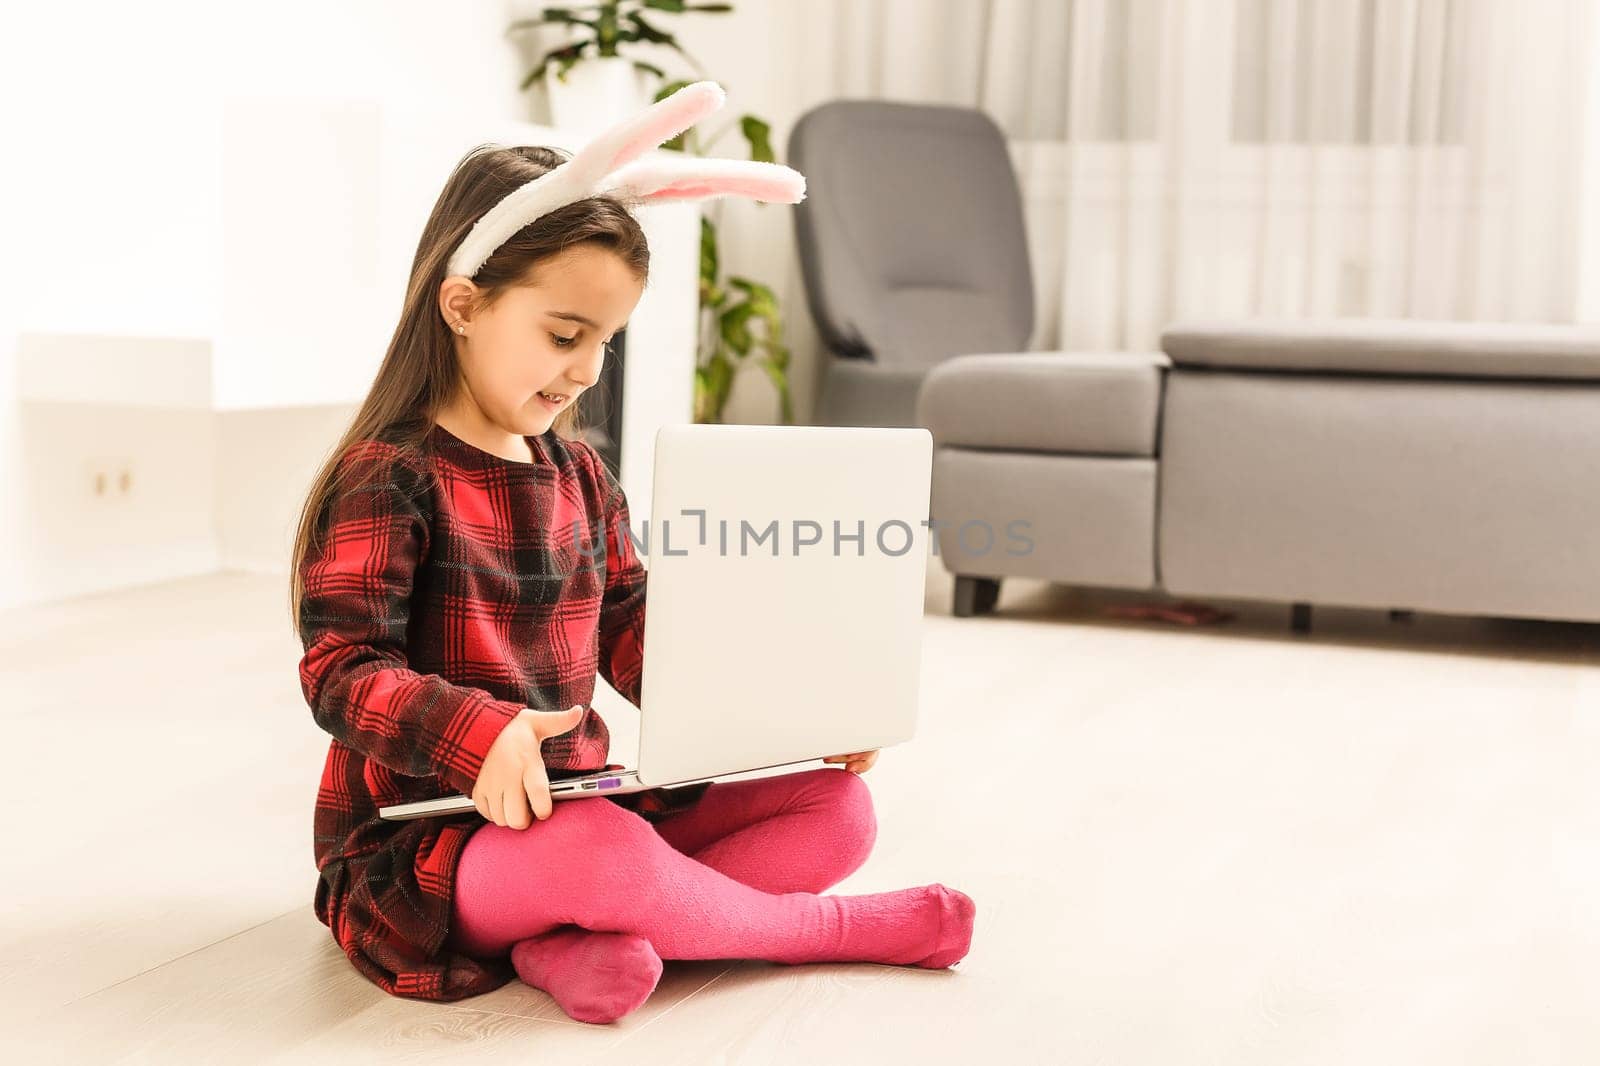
{"left": 2, "top": 565, "right": 1598, "bottom": 1064}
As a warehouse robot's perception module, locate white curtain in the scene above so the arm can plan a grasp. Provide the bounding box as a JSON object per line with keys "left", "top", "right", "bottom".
{"left": 767, "top": 0, "right": 1594, "bottom": 358}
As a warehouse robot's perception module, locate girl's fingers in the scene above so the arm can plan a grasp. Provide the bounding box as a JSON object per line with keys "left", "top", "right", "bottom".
{"left": 503, "top": 782, "right": 532, "bottom": 830}
{"left": 528, "top": 705, "right": 586, "bottom": 743}
{"left": 524, "top": 762, "right": 554, "bottom": 822}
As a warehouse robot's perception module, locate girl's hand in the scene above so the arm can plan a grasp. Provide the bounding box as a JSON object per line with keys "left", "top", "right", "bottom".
{"left": 822, "top": 749, "right": 879, "bottom": 775}
{"left": 471, "top": 705, "right": 586, "bottom": 829}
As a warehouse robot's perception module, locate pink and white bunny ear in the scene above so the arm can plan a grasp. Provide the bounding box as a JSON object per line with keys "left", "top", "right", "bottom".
{"left": 446, "top": 80, "right": 801, "bottom": 279}
{"left": 568, "top": 80, "right": 727, "bottom": 179}
{"left": 597, "top": 155, "right": 806, "bottom": 206}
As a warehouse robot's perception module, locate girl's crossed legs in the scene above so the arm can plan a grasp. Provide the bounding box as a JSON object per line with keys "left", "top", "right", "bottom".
{"left": 651, "top": 763, "right": 878, "bottom": 895}
{"left": 446, "top": 767, "right": 974, "bottom": 1022}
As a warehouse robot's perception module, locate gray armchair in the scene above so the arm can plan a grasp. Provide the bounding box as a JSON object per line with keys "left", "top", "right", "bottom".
{"left": 788, "top": 99, "right": 1035, "bottom": 427}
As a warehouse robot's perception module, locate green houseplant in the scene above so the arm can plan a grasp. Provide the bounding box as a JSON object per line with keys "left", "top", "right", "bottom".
{"left": 511, "top": 1, "right": 733, "bottom": 89}
{"left": 509, "top": 6, "right": 797, "bottom": 424}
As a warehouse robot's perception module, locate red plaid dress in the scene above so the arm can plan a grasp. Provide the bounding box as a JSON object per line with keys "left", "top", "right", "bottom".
{"left": 296, "top": 422, "right": 709, "bottom": 1001}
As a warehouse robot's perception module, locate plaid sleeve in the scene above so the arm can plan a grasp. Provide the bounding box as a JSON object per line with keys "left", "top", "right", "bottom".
{"left": 296, "top": 441, "right": 526, "bottom": 797}
{"left": 583, "top": 444, "right": 648, "bottom": 708}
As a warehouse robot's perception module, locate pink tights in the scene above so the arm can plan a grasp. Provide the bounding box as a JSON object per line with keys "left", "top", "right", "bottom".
{"left": 447, "top": 768, "right": 974, "bottom": 1015}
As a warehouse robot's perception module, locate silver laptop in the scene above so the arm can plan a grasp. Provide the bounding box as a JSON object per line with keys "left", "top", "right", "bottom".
{"left": 379, "top": 423, "right": 934, "bottom": 822}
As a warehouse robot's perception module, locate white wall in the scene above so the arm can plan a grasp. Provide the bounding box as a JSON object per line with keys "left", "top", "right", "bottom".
{"left": 1579, "top": 2, "right": 1600, "bottom": 324}
{"left": 214, "top": 406, "right": 360, "bottom": 578}
{"left": 14, "top": 403, "right": 221, "bottom": 603}
{"left": 0, "top": 1, "right": 535, "bottom": 611}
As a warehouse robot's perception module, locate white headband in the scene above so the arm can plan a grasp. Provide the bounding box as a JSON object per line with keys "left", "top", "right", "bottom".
{"left": 446, "top": 81, "right": 807, "bottom": 279}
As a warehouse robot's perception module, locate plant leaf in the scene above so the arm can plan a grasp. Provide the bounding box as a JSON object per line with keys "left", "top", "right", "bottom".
{"left": 653, "top": 78, "right": 694, "bottom": 103}
{"left": 728, "top": 276, "right": 778, "bottom": 318}
{"left": 693, "top": 364, "right": 712, "bottom": 424}
{"left": 555, "top": 49, "right": 586, "bottom": 80}
{"left": 699, "top": 216, "right": 719, "bottom": 295}
{"left": 631, "top": 59, "right": 667, "bottom": 81}
{"left": 700, "top": 351, "right": 733, "bottom": 423}
{"left": 625, "top": 11, "right": 674, "bottom": 44}
{"left": 720, "top": 300, "right": 755, "bottom": 355}
{"left": 760, "top": 358, "right": 794, "bottom": 424}
{"left": 624, "top": 12, "right": 703, "bottom": 73}
{"left": 740, "top": 115, "right": 775, "bottom": 163}
{"left": 522, "top": 41, "right": 588, "bottom": 89}
{"left": 516, "top": 11, "right": 600, "bottom": 29}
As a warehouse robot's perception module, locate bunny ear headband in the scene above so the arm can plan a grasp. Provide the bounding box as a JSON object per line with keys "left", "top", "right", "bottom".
{"left": 446, "top": 80, "right": 806, "bottom": 279}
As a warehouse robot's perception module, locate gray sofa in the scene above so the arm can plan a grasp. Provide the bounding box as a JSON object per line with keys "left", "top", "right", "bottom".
{"left": 917, "top": 319, "right": 1600, "bottom": 625}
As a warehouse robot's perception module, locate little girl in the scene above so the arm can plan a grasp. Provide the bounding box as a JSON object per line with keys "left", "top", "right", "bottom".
{"left": 289, "top": 83, "right": 975, "bottom": 1025}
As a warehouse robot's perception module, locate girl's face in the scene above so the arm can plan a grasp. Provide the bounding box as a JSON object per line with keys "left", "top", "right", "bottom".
{"left": 440, "top": 242, "right": 644, "bottom": 442}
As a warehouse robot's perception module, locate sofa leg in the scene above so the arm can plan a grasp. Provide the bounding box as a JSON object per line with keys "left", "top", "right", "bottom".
{"left": 1290, "top": 602, "right": 1313, "bottom": 634}
{"left": 976, "top": 577, "right": 1001, "bottom": 614}
{"left": 954, "top": 576, "right": 1002, "bottom": 618}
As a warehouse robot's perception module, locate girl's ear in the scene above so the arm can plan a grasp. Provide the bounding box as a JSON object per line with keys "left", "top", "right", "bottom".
{"left": 438, "top": 276, "right": 479, "bottom": 332}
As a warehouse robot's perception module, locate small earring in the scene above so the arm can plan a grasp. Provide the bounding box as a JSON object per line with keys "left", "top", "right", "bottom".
{"left": 455, "top": 323, "right": 465, "bottom": 334}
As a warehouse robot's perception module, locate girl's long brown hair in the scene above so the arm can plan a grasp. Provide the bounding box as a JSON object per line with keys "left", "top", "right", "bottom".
{"left": 288, "top": 144, "right": 651, "bottom": 632}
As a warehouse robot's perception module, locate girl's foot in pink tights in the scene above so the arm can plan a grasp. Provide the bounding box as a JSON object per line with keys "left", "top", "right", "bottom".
{"left": 911, "top": 885, "right": 977, "bottom": 969}
{"left": 509, "top": 926, "right": 662, "bottom": 1024}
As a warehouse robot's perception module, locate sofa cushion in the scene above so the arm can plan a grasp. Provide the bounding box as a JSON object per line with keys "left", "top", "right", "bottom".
{"left": 916, "top": 351, "right": 1169, "bottom": 457}
{"left": 932, "top": 448, "right": 1158, "bottom": 588}
{"left": 1162, "top": 318, "right": 1600, "bottom": 380}
{"left": 816, "top": 359, "right": 928, "bottom": 427}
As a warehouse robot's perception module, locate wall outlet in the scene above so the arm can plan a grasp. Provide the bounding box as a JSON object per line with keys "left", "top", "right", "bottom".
{"left": 89, "top": 462, "right": 135, "bottom": 498}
